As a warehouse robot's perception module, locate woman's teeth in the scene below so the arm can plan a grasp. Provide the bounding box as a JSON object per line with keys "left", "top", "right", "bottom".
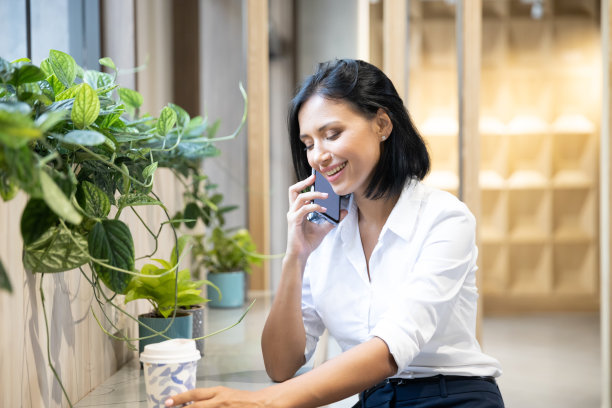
{"left": 326, "top": 162, "right": 346, "bottom": 176}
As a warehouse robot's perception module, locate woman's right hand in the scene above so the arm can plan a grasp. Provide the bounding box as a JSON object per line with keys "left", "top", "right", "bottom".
{"left": 285, "top": 173, "right": 339, "bottom": 263}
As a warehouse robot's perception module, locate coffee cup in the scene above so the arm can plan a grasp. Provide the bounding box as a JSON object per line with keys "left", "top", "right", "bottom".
{"left": 140, "top": 338, "right": 201, "bottom": 407}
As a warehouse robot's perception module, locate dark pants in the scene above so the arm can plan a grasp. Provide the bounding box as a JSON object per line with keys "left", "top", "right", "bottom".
{"left": 354, "top": 375, "right": 505, "bottom": 408}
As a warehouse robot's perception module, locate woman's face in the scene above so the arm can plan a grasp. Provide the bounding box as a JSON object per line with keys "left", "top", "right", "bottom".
{"left": 298, "top": 94, "right": 391, "bottom": 197}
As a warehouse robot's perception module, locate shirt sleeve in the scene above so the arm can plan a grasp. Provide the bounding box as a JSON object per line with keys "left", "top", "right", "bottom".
{"left": 369, "top": 204, "right": 478, "bottom": 374}
{"left": 301, "top": 258, "right": 326, "bottom": 363}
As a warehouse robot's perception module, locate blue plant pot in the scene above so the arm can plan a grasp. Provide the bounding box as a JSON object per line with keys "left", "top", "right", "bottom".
{"left": 207, "top": 271, "right": 245, "bottom": 308}
{"left": 138, "top": 311, "right": 193, "bottom": 355}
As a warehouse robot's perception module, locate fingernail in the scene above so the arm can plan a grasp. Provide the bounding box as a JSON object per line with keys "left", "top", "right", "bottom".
{"left": 320, "top": 207, "right": 327, "bottom": 211}
{"left": 164, "top": 398, "right": 173, "bottom": 407}
{"left": 322, "top": 193, "right": 328, "bottom": 197}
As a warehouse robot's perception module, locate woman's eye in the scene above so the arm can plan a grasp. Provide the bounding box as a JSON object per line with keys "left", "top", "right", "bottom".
{"left": 304, "top": 144, "right": 313, "bottom": 151}
{"left": 326, "top": 131, "right": 340, "bottom": 140}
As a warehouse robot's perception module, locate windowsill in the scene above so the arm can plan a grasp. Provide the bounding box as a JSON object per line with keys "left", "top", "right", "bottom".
{"left": 75, "top": 291, "right": 277, "bottom": 407}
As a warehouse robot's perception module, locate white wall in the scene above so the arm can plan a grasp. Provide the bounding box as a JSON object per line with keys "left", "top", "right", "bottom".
{"left": 199, "top": 0, "right": 248, "bottom": 231}
{"left": 296, "top": 0, "right": 359, "bottom": 81}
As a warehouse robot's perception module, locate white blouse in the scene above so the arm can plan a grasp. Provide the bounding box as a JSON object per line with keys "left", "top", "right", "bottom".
{"left": 301, "top": 180, "right": 502, "bottom": 378}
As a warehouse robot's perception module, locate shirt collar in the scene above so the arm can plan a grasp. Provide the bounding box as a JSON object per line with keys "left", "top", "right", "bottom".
{"left": 384, "top": 180, "right": 424, "bottom": 241}
{"left": 337, "top": 180, "right": 424, "bottom": 243}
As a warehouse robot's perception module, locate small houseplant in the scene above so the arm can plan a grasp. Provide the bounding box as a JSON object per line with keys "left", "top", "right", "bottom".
{"left": 195, "top": 226, "right": 261, "bottom": 308}
{"left": 174, "top": 176, "right": 262, "bottom": 308}
{"left": 123, "top": 235, "right": 220, "bottom": 355}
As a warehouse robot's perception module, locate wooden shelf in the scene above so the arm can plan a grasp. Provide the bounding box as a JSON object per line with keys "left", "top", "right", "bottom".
{"left": 408, "top": 1, "right": 601, "bottom": 313}
{"left": 553, "top": 242, "right": 597, "bottom": 295}
{"left": 508, "top": 242, "right": 552, "bottom": 294}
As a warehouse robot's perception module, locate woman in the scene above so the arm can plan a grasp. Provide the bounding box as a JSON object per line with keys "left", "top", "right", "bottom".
{"left": 166, "top": 59, "right": 504, "bottom": 408}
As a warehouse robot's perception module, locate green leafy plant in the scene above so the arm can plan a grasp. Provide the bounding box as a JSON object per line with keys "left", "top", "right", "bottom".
{"left": 0, "top": 50, "right": 245, "bottom": 294}
{"left": 171, "top": 176, "right": 262, "bottom": 276}
{"left": 0, "top": 50, "right": 248, "bottom": 406}
{"left": 124, "top": 235, "right": 220, "bottom": 317}
{"left": 196, "top": 227, "right": 262, "bottom": 274}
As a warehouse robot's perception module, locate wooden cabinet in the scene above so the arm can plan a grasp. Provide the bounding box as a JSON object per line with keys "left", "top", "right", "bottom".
{"left": 407, "top": 0, "right": 601, "bottom": 313}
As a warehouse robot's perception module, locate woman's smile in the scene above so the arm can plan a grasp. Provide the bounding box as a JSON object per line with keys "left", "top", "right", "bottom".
{"left": 322, "top": 161, "right": 347, "bottom": 180}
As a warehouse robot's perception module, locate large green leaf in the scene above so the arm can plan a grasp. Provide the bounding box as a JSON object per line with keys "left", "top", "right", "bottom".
{"left": 117, "top": 193, "right": 162, "bottom": 211}
{"left": 83, "top": 70, "right": 114, "bottom": 91}
{"left": 0, "top": 258, "right": 11, "bottom": 293}
{"left": 21, "top": 198, "right": 59, "bottom": 245}
{"left": 141, "top": 162, "right": 158, "bottom": 181}
{"left": 46, "top": 74, "right": 65, "bottom": 96}
{"left": 169, "top": 103, "right": 190, "bottom": 129}
{"left": 156, "top": 106, "right": 177, "bottom": 136}
{"left": 48, "top": 49, "right": 76, "bottom": 88}
{"left": 76, "top": 181, "right": 110, "bottom": 218}
{"left": 88, "top": 220, "right": 134, "bottom": 294}
{"left": 3, "top": 145, "right": 40, "bottom": 196}
{"left": 71, "top": 83, "right": 100, "bottom": 129}
{"left": 0, "top": 109, "right": 42, "bottom": 148}
{"left": 39, "top": 170, "right": 82, "bottom": 225}
{"left": 183, "top": 202, "right": 199, "bottom": 229}
{"left": 39, "top": 59, "right": 52, "bottom": 76}
{"left": 118, "top": 88, "right": 143, "bottom": 109}
{"left": 35, "top": 110, "right": 67, "bottom": 133}
{"left": 23, "top": 226, "right": 89, "bottom": 273}
{"left": 54, "top": 85, "right": 79, "bottom": 101}
{"left": 60, "top": 129, "right": 106, "bottom": 146}
{"left": 8, "top": 63, "right": 46, "bottom": 86}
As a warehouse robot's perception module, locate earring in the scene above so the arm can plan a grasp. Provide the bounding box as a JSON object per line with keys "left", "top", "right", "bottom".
{"left": 381, "top": 135, "right": 387, "bottom": 141}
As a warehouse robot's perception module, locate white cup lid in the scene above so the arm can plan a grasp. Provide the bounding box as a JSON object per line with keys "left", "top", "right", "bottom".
{"left": 140, "top": 338, "right": 201, "bottom": 364}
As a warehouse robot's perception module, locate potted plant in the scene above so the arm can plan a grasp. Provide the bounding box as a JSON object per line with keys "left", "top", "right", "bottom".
{"left": 192, "top": 226, "right": 261, "bottom": 308}
{"left": 173, "top": 176, "right": 262, "bottom": 309}
{"left": 123, "top": 235, "right": 219, "bottom": 356}
{"left": 0, "top": 50, "right": 247, "bottom": 405}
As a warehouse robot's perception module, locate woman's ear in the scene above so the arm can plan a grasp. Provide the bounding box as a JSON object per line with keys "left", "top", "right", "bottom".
{"left": 375, "top": 108, "right": 393, "bottom": 141}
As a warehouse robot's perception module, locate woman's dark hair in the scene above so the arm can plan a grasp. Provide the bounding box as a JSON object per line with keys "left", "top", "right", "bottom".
{"left": 288, "top": 59, "right": 430, "bottom": 200}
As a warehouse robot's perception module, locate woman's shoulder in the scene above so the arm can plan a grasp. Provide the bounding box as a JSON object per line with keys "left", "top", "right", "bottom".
{"left": 410, "top": 181, "right": 475, "bottom": 223}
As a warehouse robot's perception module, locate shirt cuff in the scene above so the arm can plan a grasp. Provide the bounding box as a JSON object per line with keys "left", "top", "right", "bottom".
{"left": 370, "top": 320, "right": 419, "bottom": 375}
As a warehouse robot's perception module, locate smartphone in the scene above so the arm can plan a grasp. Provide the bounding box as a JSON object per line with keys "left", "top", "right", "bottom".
{"left": 308, "top": 169, "right": 341, "bottom": 225}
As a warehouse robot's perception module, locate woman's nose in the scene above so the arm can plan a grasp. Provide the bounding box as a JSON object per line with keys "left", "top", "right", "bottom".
{"left": 311, "top": 144, "right": 332, "bottom": 166}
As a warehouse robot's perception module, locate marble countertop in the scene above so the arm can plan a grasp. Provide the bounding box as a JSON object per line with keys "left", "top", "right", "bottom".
{"left": 75, "top": 292, "right": 278, "bottom": 407}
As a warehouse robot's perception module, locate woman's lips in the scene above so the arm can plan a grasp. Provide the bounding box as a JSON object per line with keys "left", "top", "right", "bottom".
{"left": 324, "top": 162, "right": 347, "bottom": 183}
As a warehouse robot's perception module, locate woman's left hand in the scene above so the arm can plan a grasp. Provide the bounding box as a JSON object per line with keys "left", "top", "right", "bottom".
{"left": 164, "top": 386, "right": 266, "bottom": 407}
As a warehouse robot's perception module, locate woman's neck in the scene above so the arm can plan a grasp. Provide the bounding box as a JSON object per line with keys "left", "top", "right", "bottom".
{"left": 354, "top": 192, "right": 399, "bottom": 229}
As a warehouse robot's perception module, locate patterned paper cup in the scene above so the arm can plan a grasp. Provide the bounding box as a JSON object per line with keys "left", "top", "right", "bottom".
{"left": 140, "top": 338, "right": 201, "bottom": 407}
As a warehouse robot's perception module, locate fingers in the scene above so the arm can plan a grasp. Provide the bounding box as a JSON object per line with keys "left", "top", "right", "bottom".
{"left": 165, "top": 387, "right": 217, "bottom": 406}
{"left": 288, "top": 173, "right": 315, "bottom": 203}
{"left": 287, "top": 202, "right": 326, "bottom": 226}
{"left": 290, "top": 190, "right": 327, "bottom": 212}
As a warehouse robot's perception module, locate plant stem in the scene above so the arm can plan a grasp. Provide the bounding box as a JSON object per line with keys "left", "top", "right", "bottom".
{"left": 40, "top": 273, "right": 73, "bottom": 407}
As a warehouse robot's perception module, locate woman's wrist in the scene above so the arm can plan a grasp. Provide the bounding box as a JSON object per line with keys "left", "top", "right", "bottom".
{"left": 282, "top": 252, "right": 308, "bottom": 273}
